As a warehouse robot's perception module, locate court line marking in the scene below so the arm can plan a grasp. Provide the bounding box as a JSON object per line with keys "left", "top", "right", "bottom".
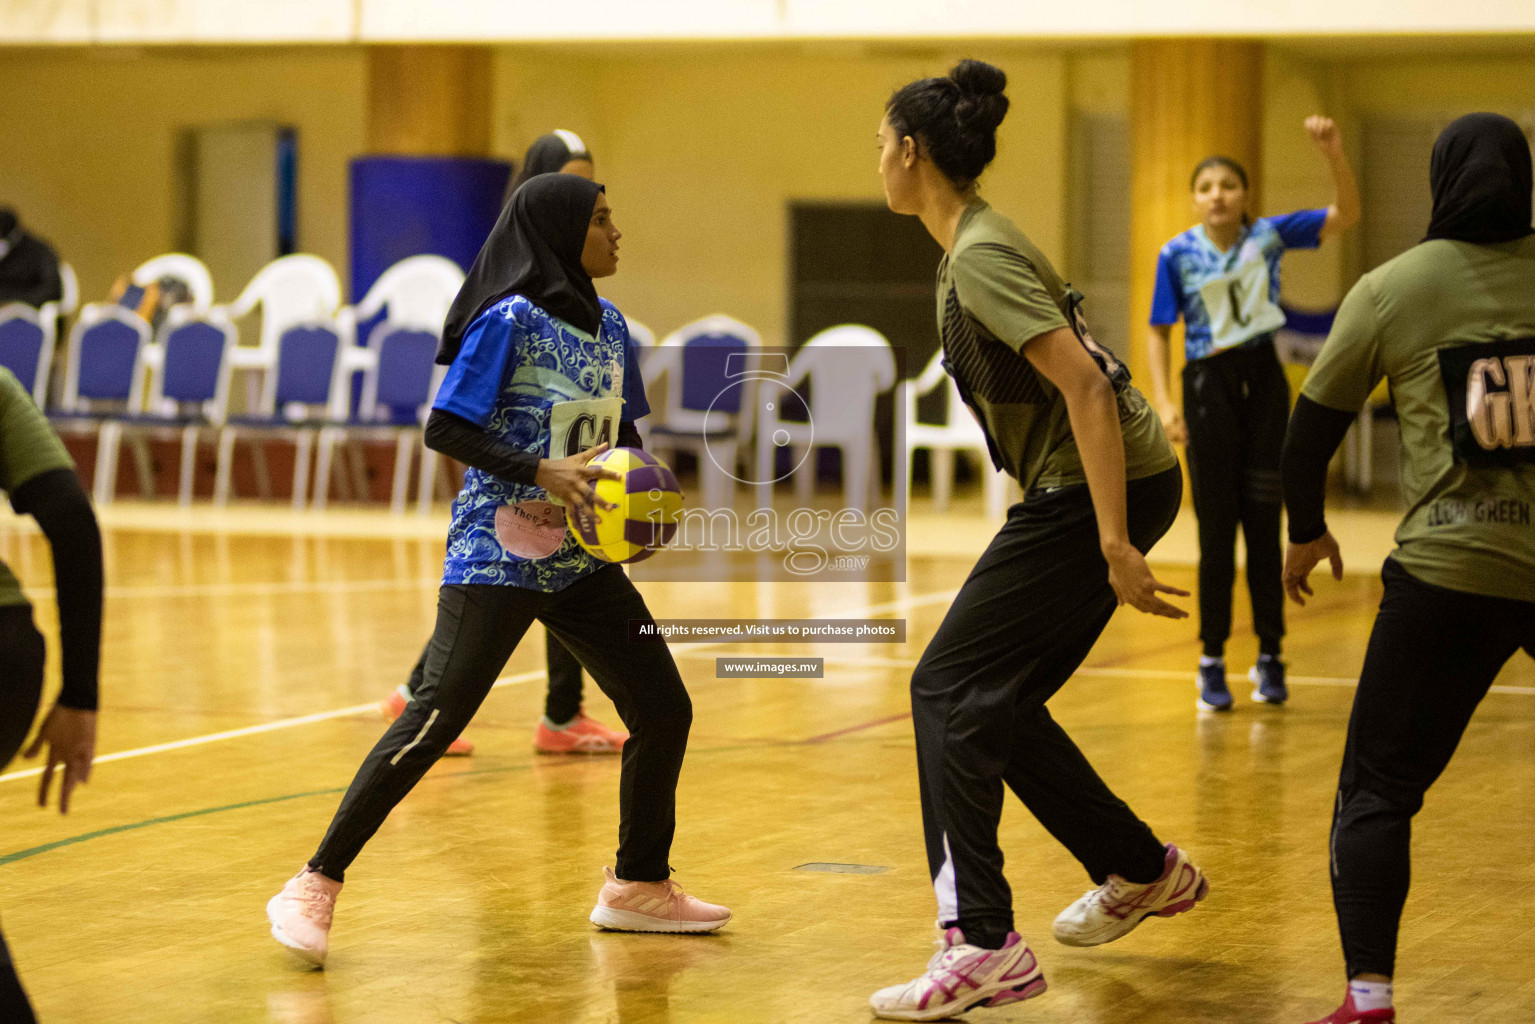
{"left": 0, "top": 589, "right": 959, "bottom": 787}
{"left": 10, "top": 577, "right": 1521, "bottom": 788}
{"left": 0, "top": 731, "right": 901, "bottom": 868}
{"left": 0, "top": 671, "right": 546, "bottom": 785}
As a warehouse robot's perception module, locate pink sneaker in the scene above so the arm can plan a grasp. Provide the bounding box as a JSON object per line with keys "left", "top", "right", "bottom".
{"left": 1305, "top": 995, "right": 1395, "bottom": 1023}
{"left": 382, "top": 688, "right": 473, "bottom": 756}
{"left": 588, "top": 866, "right": 730, "bottom": 933}
{"left": 869, "top": 927, "right": 1047, "bottom": 1021}
{"left": 534, "top": 709, "right": 629, "bottom": 755}
{"left": 267, "top": 868, "right": 342, "bottom": 966}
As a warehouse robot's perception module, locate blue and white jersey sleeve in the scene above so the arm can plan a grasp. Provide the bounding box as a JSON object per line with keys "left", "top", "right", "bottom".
{"left": 1149, "top": 248, "right": 1184, "bottom": 326}
{"left": 1266, "top": 208, "right": 1328, "bottom": 251}
{"left": 434, "top": 301, "right": 519, "bottom": 427}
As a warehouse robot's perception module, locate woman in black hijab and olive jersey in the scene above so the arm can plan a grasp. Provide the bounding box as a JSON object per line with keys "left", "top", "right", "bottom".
{"left": 1283, "top": 113, "right": 1535, "bottom": 1024}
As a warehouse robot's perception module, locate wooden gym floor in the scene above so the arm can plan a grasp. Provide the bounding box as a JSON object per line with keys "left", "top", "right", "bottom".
{"left": 0, "top": 498, "right": 1531, "bottom": 1024}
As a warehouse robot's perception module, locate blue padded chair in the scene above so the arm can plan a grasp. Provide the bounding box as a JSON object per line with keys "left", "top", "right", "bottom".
{"left": 312, "top": 322, "right": 441, "bottom": 513}
{"left": 214, "top": 322, "right": 343, "bottom": 509}
{"left": 48, "top": 304, "right": 152, "bottom": 504}
{"left": 643, "top": 315, "right": 759, "bottom": 511}
{"left": 0, "top": 302, "right": 58, "bottom": 406}
{"left": 105, "top": 307, "right": 235, "bottom": 506}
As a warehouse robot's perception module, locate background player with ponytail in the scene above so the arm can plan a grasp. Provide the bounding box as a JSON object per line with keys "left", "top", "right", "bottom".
{"left": 868, "top": 60, "right": 1208, "bottom": 1022}
{"left": 1146, "top": 121, "right": 1359, "bottom": 711}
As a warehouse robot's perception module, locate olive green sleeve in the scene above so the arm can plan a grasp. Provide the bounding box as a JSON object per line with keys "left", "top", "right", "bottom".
{"left": 0, "top": 368, "right": 73, "bottom": 506}
{"left": 951, "top": 243, "right": 1070, "bottom": 354}
{"left": 1302, "top": 276, "right": 1386, "bottom": 415}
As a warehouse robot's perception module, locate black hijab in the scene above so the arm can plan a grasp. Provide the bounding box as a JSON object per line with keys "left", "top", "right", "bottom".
{"left": 1423, "top": 113, "right": 1535, "bottom": 245}
{"left": 438, "top": 173, "right": 605, "bottom": 365}
{"left": 505, "top": 131, "right": 592, "bottom": 203}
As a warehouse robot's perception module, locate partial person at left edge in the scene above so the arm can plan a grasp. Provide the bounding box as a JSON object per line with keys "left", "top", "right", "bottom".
{"left": 0, "top": 365, "right": 105, "bottom": 1023}
{"left": 0, "top": 209, "right": 63, "bottom": 309}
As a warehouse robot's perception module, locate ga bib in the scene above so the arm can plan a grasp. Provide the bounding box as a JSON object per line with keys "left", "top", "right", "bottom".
{"left": 545, "top": 394, "right": 623, "bottom": 508}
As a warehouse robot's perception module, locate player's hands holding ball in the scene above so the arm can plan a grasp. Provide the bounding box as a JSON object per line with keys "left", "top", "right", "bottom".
{"left": 1104, "top": 539, "right": 1190, "bottom": 619}
{"left": 535, "top": 443, "right": 623, "bottom": 513}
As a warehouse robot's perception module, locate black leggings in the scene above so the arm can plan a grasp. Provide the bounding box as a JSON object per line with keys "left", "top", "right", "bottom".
{"left": 911, "top": 467, "right": 1183, "bottom": 950}
{"left": 1183, "top": 340, "right": 1289, "bottom": 657}
{"left": 1331, "top": 558, "right": 1535, "bottom": 978}
{"left": 406, "top": 627, "right": 586, "bottom": 725}
{"left": 312, "top": 566, "right": 691, "bottom": 883}
{"left": 0, "top": 605, "right": 45, "bottom": 1024}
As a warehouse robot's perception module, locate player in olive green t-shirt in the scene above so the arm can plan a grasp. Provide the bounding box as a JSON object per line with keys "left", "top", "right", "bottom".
{"left": 868, "top": 61, "right": 1207, "bottom": 1023}
{"left": 1282, "top": 114, "right": 1535, "bottom": 1024}
{"left": 0, "top": 366, "right": 105, "bottom": 1023}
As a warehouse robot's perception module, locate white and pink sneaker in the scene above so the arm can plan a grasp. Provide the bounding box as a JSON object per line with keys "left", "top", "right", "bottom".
{"left": 267, "top": 868, "right": 342, "bottom": 966}
{"left": 869, "top": 926, "right": 1046, "bottom": 1021}
{"left": 1052, "top": 843, "right": 1208, "bottom": 947}
{"left": 588, "top": 866, "right": 730, "bottom": 933}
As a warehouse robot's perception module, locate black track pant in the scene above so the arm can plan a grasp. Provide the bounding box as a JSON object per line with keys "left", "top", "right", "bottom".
{"left": 912, "top": 466, "right": 1183, "bottom": 950}
{"left": 405, "top": 626, "right": 585, "bottom": 725}
{"left": 312, "top": 566, "right": 691, "bottom": 883}
{"left": 1183, "top": 340, "right": 1289, "bottom": 657}
{"left": 0, "top": 605, "right": 45, "bottom": 1024}
{"left": 1331, "top": 558, "right": 1535, "bottom": 978}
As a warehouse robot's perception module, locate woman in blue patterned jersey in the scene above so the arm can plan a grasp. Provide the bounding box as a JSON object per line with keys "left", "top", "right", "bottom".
{"left": 1145, "top": 118, "right": 1360, "bottom": 711}
{"left": 266, "top": 174, "right": 729, "bottom": 967}
{"left": 381, "top": 128, "right": 632, "bottom": 759}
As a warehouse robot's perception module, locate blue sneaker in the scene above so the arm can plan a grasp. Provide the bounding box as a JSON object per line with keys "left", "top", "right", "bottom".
{"left": 1249, "top": 656, "right": 1288, "bottom": 704}
{"left": 1196, "top": 660, "right": 1233, "bottom": 712}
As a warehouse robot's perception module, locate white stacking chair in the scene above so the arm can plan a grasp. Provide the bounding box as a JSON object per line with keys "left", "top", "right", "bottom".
{"left": 754, "top": 324, "right": 896, "bottom": 514}
{"left": 132, "top": 253, "right": 215, "bottom": 314}
{"left": 57, "top": 262, "right": 80, "bottom": 318}
{"left": 643, "top": 315, "right": 759, "bottom": 512}
{"left": 902, "top": 349, "right": 1011, "bottom": 520}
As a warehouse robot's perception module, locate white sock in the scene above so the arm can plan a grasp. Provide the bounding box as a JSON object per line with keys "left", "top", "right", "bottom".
{"left": 1348, "top": 980, "right": 1393, "bottom": 1011}
{"left": 542, "top": 715, "right": 573, "bottom": 731}
{"left": 397, "top": 684, "right": 413, "bottom": 701}
{"left": 1199, "top": 655, "right": 1224, "bottom": 668}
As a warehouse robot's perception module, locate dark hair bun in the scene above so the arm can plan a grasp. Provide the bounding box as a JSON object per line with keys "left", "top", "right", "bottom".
{"left": 950, "top": 59, "right": 1007, "bottom": 100}
{"left": 886, "top": 59, "right": 1010, "bottom": 186}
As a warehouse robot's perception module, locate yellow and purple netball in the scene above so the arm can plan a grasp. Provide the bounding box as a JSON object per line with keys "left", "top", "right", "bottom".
{"left": 571, "top": 447, "right": 683, "bottom": 564}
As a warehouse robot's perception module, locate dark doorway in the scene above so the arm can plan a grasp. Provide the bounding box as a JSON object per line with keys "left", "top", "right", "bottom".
{"left": 789, "top": 202, "right": 942, "bottom": 483}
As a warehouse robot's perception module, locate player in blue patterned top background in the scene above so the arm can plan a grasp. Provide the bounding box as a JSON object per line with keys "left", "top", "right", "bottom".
{"left": 268, "top": 175, "right": 729, "bottom": 966}
{"left": 1145, "top": 116, "right": 1360, "bottom": 713}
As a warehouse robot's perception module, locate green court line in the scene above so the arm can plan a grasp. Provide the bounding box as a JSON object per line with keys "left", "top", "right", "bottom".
{"left": 0, "top": 786, "right": 348, "bottom": 867}
{"left": 0, "top": 739, "right": 799, "bottom": 869}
